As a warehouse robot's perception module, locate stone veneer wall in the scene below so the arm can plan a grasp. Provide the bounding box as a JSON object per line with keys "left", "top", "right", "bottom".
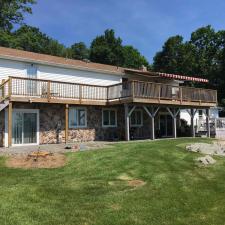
{"left": 68, "top": 106, "right": 125, "bottom": 142}
{"left": 0, "top": 110, "right": 4, "bottom": 147}
{"left": 12, "top": 103, "right": 126, "bottom": 144}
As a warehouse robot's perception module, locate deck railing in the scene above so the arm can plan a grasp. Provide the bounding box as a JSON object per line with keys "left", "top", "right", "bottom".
{"left": 0, "top": 76, "right": 217, "bottom": 104}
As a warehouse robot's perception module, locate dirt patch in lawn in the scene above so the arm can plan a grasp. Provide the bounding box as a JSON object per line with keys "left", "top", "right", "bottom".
{"left": 6, "top": 152, "right": 66, "bottom": 169}
{"left": 116, "top": 173, "right": 146, "bottom": 188}
{"left": 128, "top": 179, "right": 146, "bottom": 187}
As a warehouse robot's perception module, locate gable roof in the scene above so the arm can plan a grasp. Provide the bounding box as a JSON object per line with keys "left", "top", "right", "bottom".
{"left": 0, "top": 46, "right": 208, "bottom": 83}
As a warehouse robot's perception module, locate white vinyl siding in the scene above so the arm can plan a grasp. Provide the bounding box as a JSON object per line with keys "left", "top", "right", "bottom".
{"left": 0, "top": 58, "right": 121, "bottom": 86}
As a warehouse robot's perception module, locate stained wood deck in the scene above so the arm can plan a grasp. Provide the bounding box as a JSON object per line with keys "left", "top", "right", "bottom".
{"left": 0, "top": 76, "right": 217, "bottom": 107}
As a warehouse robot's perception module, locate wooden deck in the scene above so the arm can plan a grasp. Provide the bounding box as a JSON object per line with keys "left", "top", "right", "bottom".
{"left": 0, "top": 76, "right": 217, "bottom": 107}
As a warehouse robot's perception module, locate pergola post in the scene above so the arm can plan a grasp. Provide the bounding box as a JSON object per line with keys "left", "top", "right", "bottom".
{"left": 124, "top": 104, "right": 136, "bottom": 141}
{"left": 167, "top": 107, "right": 180, "bottom": 138}
{"left": 8, "top": 102, "right": 12, "bottom": 147}
{"left": 206, "top": 108, "right": 210, "bottom": 138}
{"left": 187, "top": 109, "right": 197, "bottom": 137}
{"left": 65, "top": 104, "right": 69, "bottom": 144}
{"left": 143, "top": 106, "right": 159, "bottom": 140}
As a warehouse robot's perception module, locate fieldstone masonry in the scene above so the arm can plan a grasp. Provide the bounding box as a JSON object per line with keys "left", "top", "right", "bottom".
{"left": 0, "top": 103, "right": 162, "bottom": 146}
{"left": 0, "top": 110, "right": 4, "bottom": 147}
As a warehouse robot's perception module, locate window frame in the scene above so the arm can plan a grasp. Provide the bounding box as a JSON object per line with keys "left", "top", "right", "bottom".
{"left": 102, "top": 108, "right": 117, "bottom": 128}
{"left": 130, "top": 109, "right": 143, "bottom": 127}
{"left": 69, "top": 107, "right": 87, "bottom": 128}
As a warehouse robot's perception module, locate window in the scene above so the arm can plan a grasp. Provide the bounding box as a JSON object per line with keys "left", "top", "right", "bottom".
{"left": 102, "top": 109, "right": 117, "bottom": 127}
{"left": 69, "top": 107, "right": 87, "bottom": 128}
{"left": 130, "top": 109, "right": 143, "bottom": 127}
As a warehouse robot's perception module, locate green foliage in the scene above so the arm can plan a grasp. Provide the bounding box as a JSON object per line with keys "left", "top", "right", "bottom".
{"left": 153, "top": 25, "right": 225, "bottom": 105}
{"left": 0, "top": 0, "right": 36, "bottom": 31}
{"left": 123, "top": 45, "right": 149, "bottom": 69}
{"left": 153, "top": 35, "right": 195, "bottom": 75}
{"left": 90, "top": 29, "right": 125, "bottom": 66}
{"left": 70, "top": 42, "right": 89, "bottom": 60}
{"left": 0, "top": 25, "right": 67, "bottom": 57}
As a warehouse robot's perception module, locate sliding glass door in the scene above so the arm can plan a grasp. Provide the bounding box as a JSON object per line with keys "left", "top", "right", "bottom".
{"left": 12, "top": 110, "right": 38, "bottom": 145}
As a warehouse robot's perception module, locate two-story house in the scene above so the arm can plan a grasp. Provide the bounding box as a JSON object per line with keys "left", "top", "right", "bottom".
{"left": 0, "top": 47, "right": 217, "bottom": 147}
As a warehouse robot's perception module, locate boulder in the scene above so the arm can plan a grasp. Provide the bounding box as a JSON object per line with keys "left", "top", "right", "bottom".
{"left": 197, "top": 155, "right": 216, "bottom": 165}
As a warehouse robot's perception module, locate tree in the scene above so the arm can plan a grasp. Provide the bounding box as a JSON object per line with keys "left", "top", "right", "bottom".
{"left": 152, "top": 26, "right": 225, "bottom": 105}
{"left": 190, "top": 26, "right": 222, "bottom": 79}
{"left": 122, "top": 45, "right": 149, "bottom": 69}
{"left": 70, "top": 42, "right": 89, "bottom": 60}
{"left": 0, "top": 0, "right": 36, "bottom": 31}
{"left": 11, "top": 25, "right": 67, "bottom": 56}
{"left": 90, "top": 29, "right": 124, "bottom": 66}
{"left": 153, "top": 35, "right": 195, "bottom": 75}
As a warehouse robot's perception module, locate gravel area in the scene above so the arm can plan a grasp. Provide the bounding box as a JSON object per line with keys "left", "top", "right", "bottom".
{"left": 0, "top": 142, "right": 111, "bottom": 156}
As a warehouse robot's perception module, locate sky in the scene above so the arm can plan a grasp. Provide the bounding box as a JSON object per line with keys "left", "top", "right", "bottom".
{"left": 24, "top": 0, "right": 225, "bottom": 63}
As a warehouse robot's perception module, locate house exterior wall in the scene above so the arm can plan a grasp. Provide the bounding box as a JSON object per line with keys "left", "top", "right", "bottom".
{"left": 0, "top": 58, "right": 181, "bottom": 88}
{"left": 7, "top": 103, "right": 160, "bottom": 145}
{"left": 0, "top": 110, "right": 4, "bottom": 147}
{"left": 0, "top": 58, "right": 122, "bottom": 86}
{"left": 12, "top": 103, "right": 126, "bottom": 144}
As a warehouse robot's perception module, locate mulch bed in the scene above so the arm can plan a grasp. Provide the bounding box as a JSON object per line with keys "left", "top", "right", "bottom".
{"left": 6, "top": 151, "right": 66, "bottom": 169}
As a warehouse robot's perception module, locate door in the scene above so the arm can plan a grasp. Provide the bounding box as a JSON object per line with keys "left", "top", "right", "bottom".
{"left": 27, "top": 64, "right": 37, "bottom": 95}
{"left": 12, "top": 110, "right": 39, "bottom": 145}
{"left": 159, "top": 114, "right": 173, "bottom": 137}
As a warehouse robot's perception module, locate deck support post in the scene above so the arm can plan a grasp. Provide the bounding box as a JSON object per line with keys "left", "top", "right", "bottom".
{"left": 206, "top": 108, "right": 210, "bottom": 138}
{"left": 143, "top": 106, "right": 159, "bottom": 140}
{"left": 65, "top": 104, "right": 69, "bottom": 144}
{"left": 124, "top": 104, "right": 130, "bottom": 141}
{"left": 8, "top": 102, "right": 12, "bottom": 147}
{"left": 124, "top": 104, "right": 136, "bottom": 141}
{"left": 167, "top": 107, "right": 180, "bottom": 138}
{"left": 187, "top": 109, "right": 197, "bottom": 137}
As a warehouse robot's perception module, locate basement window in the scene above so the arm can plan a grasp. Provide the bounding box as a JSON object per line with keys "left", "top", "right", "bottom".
{"left": 102, "top": 109, "right": 117, "bottom": 127}
{"left": 130, "top": 109, "right": 143, "bottom": 127}
{"left": 69, "top": 107, "right": 87, "bottom": 128}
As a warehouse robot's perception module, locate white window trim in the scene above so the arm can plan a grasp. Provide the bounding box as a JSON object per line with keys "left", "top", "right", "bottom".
{"left": 5, "top": 109, "right": 40, "bottom": 147}
{"left": 130, "top": 109, "right": 143, "bottom": 127}
{"left": 69, "top": 107, "right": 87, "bottom": 128}
{"left": 102, "top": 108, "right": 117, "bottom": 128}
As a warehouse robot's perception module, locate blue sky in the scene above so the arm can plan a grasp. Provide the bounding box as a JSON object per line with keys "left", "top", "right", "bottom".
{"left": 24, "top": 0, "right": 225, "bottom": 62}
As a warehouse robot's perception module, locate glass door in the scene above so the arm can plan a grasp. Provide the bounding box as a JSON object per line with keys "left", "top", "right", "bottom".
{"left": 23, "top": 113, "right": 37, "bottom": 144}
{"left": 12, "top": 112, "right": 23, "bottom": 145}
{"left": 159, "top": 114, "right": 173, "bottom": 137}
{"left": 12, "top": 111, "right": 38, "bottom": 145}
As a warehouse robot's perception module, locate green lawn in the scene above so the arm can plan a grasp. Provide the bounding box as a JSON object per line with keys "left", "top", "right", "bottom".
{"left": 1, "top": 138, "right": 225, "bottom": 225}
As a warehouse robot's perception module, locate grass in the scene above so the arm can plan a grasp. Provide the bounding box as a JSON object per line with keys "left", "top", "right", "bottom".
{"left": 1, "top": 138, "right": 225, "bottom": 225}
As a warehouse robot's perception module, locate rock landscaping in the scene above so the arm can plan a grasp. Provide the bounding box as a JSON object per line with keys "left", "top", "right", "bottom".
{"left": 196, "top": 155, "right": 216, "bottom": 165}
{"left": 186, "top": 142, "right": 225, "bottom": 156}
{"left": 185, "top": 141, "right": 225, "bottom": 165}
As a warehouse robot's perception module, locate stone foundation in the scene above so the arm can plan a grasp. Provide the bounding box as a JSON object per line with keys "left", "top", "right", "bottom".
{"left": 0, "top": 110, "right": 4, "bottom": 147}
{"left": 12, "top": 103, "right": 126, "bottom": 144}
{"left": 4, "top": 103, "right": 183, "bottom": 145}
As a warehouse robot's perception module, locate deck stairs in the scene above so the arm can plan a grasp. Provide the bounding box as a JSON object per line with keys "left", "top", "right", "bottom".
{"left": 0, "top": 100, "right": 9, "bottom": 112}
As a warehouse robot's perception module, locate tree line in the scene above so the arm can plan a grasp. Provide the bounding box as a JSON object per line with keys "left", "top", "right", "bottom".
{"left": 0, "top": 1, "right": 225, "bottom": 105}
